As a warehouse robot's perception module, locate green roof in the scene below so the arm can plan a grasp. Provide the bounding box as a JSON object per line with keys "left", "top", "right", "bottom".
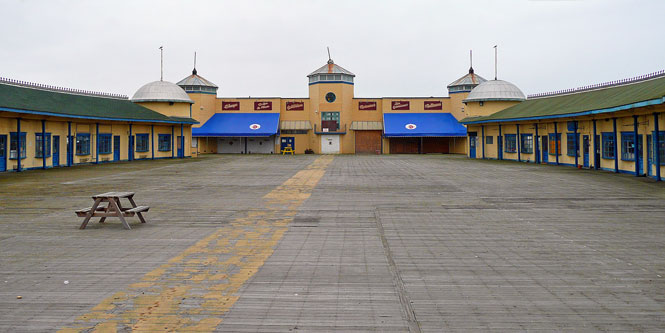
{"left": 0, "top": 83, "right": 197, "bottom": 124}
{"left": 461, "top": 75, "right": 665, "bottom": 124}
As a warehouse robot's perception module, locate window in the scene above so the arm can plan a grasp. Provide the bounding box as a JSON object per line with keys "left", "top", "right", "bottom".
{"left": 135, "top": 134, "right": 149, "bottom": 152}
{"left": 521, "top": 134, "right": 533, "bottom": 154}
{"left": 486, "top": 136, "right": 493, "bottom": 145}
{"left": 191, "top": 138, "right": 198, "bottom": 148}
{"left": 35, "top": 133, "right": 51, "bottom": 158}
{"left": 504, "top": 134, "right": 517, "bottom": 153}
{"left": 158, "top": 134, "right": 172, "bottom": 151}
{"left": 76, "top": 133, "right": 91, "bottom": 155}
{"left": 549, "top": 133, "right": 562, "bottom": 155}
{"left": 321, "top": 112, "right": 340, "bottom": 131}
{"left": 566, "top": 133, "right": 579, "bottom": 157}
{"left": 9, "top": 132, "right": 26, "bottom": 159}
{"left": 602, "top": 132, "right": 615, "bottom": 159}
{"left": 325, "top": 92, "right": 336, "bottom": 103}
{"left": 281, "top": 130, "right": 308, "bottom": 134}
{"left": 620, "top": 132, "right": 636, "bottom": 161}
{"left": 98, "top": 134, "right": 112, "bottom": 154}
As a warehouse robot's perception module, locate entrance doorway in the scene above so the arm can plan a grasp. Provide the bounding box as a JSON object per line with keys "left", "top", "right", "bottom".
{"left": 281, "top": 137, "right": 295, "bottom": 153}
{"left": 541, "top": 135, "right": 548, "bottom": 163}
{"left": 583, "top": 135, "right": 589, "bottom": 168}
{"left": 321, "top": 135, "right": 340, "bottom": 154}
{"left": 469, "top": 136, "right": 476, "bottom": 158}
{"left": 113, "top": 136, "right": 120, "bottom": 161}
{"left": 0, "top": 135, "right": 6, "bottom": 172}
{"left": 52, "top": 136, "right": 60, "bottom": 167}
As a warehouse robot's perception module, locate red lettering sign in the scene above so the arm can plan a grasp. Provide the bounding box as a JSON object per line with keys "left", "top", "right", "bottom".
{"left": 286, "top": 101, "right": 304, "bottom": 111}
{"left": 391, "top": 101, "right": 410, "bottom": 110}
{"left": 424, "top": 101, "right": 443, "bottom": 110}
{"left": 358, "top": 101, "right": 377, "bottom": 110}
{"left": 222, "top": 101, "right": 239, "bottom": 110}
{"left": 254, "top": 101, "right": 272, "bottom": 111}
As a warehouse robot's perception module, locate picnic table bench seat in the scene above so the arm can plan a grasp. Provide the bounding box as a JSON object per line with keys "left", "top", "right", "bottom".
{"left": 76, "top": 192, "right": 149, "bottom": 229}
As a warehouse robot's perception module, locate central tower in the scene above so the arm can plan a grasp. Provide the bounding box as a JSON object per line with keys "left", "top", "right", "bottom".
{"left": 307, "top": 57, "right": 355, "bottom": 153}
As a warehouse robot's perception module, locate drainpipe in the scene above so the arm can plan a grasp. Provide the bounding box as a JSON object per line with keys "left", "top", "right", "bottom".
{"left": 95, "top": 123, "right": 99, "bottom": 164}
{"left": 67, "top": 121, "right": 72, "bottom": 167}
{"left": 42, "top": 119, "right": 47, "bottom": 169}
{"left": 554, "top": 122, "right": 559, "bottom": 165}
{"left": 498, "top": 124, "right": 502, "bottom": 160}
{"left": 481, "top": 125, "right": 485, "bottom": 159}
{"left": 593, "top": 119, "right": 598, "bottom": 170}
{"left": 129, "top": 123, "right": 133, "bottom": 161}
{"left": 613, "top": 118, "right": 618, "bottom": 173}
{"left": 16, "top": 118, "right": 21, "bottom": 172}
{"left": 574, "top": 121, "right": 578, "bottom": 168}
{"left": 151, "top": 124, "right": 155, "bottom": 160}
{"left": 516, "top": 124, "right": 521, "bottom": 162}
{"left": 633, "top": 115, "right": 639, "bottom": 176}
{"left": 535, "top": 123, "right": 540, "bottom": 164}
{"left": 655, "top": 113, "right": 661, "bottom": 181}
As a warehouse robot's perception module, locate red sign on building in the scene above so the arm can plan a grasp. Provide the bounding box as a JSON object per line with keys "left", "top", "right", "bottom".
{"left": 391, "top": 101, "right": 410, "bottom": 110}
{"left": 286, "top": 101, "right": 305, "bottom": 111}
{"left": 358, "top": 101, "right": 377, "bottom": 110}
{"left": 222, "top": 101, "right": 240, "bottom": 110}
{"left": 424, "top": 101, "right": 443, "bottom": 110}
{"left": 254, "top": 101, "right": 272, "bottom": 111}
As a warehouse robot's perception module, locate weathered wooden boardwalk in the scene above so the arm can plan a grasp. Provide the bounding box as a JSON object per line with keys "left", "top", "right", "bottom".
{"left": 0, "top": 155, "right": 664, "bottom": 331}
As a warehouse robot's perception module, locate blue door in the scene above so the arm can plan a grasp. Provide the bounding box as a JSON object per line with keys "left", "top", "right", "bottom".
{"left": 52, "top": 136, "right": 59, "bottom": 167}
{"left": 647, "top": 135, "right": 652, "bottom": 177}
{"left": 637, "top": 135, "right": 644, "bottom": 176}
{"left": 280, "top": 137, "right": 295, "bottom": 152}
{"left": 67, "top": 135, "right": 74, "bottom": 166}
{"left": 541, "top": 135, "right": 548, "bottom": 163}
{"left": 129, "top": 135, "right": 134, "bottom": 161}
{"left": 0, "top": 135, "right": 6, "bottom": 172}
{"left": 113, "top": 136, "right": 120, "bottom": 161}
{"left": 469, "top": 136, "right": 476, "bottom": 158}
{"left": 582, "top": 135, "right": 589, "bottom": 168}
{"left": 177, "top": 136, "right": 183, "bottom": 157}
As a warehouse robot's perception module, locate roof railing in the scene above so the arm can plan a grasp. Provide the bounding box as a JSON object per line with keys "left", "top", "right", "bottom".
{"left": 0, "top": 77, "right": 128, "bottom": 100}
{"left": 528, "top": 69, "right": 665, "bottom": 99}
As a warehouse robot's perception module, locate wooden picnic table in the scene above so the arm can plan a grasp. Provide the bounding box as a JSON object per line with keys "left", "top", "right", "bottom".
{"left": 76, "top": 192, "right": 149, "bottom": 230}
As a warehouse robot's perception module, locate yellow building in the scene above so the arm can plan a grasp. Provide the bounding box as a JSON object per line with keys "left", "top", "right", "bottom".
{"left": 183, "top": 58, "right": 482, "bottom": 154}
{"left": 0, "top": 77, "right": 196, "bottom": 173}
{"left": 461, "top": 70, "right": 665, "bottom": 181}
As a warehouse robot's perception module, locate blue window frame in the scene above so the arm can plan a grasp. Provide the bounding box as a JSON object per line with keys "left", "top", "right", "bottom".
{"left": 504, "top": 134, "right": 517, "bottom": 153}
{"left": 35, "top": 133, "right": 51, "bottom": 158}
{"left": 98, "top": 134, "right": 112, "bottom": 154}
{"left": 158, "top": 134, "right": 172, "bottom": 151}
{"left": 135, "top": 134, "right": 150, "bottom": 152}
{"left": 9, "top": 132, "right": 26, "bottom": 160}
{"left": 485, "top": 136, "right": 493, "bottom": 145}
{"left": 520, "top": 134, "right": 533, "bottom": 154}
{"left": 566, "top": 133, "right": 579, "bottom": 157}
{"left": 620, "top": 132, "right": 636, "bottom": 161}
{"left": 76, "top": 133, "right": 91, "bottom": 155}
{"left": 548, "top": 133, "right": 561, "bottom": 155}
{"left": 602, "top": 132, "right": 615, "bottom": 159}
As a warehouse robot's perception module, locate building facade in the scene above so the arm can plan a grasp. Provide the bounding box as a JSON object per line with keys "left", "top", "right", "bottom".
{"left": 185, "top": 59, "right": 482, "bottom": 155}
{"left": 461, "top": 71, "right": 665, "bottom": 181}
{"left": 0, "top": 78, "right": 197, "bottom": 173}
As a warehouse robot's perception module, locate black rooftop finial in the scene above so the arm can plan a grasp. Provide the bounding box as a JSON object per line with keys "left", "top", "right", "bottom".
{"left": 327, "top": 47, "right": 333, "bottom": 64}
{"left": 469, "top": 50, "right": 474, "bottom": 74}
{"left": 192, "top": 51, "right": 197, "bottom": 75}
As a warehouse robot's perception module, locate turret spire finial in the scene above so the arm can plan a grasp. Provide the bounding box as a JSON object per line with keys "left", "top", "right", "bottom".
{"left": 469, "top": 50, "right": 474, "bottom": 74}
{"left": 192, "top": 52, "right": 197, "bottom": 75}
{"left": 159, "top": 46, "right": 164, "bottom": 81}
{"left": 327, "top": 47, "right": 333, "bottom": 64}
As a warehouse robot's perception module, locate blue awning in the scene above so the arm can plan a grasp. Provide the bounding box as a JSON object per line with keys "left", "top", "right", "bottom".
{"left": 383, "top": 113, "right": 467, "bottom": 137}
{"left": 193, "top": 113, "right": 280, "bottom": 137}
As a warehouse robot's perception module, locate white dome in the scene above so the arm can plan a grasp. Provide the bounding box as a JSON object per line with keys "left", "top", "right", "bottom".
{"left": 131, "top": 80, "right": 193, "bottom": 104}
{"left": 463, "top": 79, "right": 526, "bottom": 102}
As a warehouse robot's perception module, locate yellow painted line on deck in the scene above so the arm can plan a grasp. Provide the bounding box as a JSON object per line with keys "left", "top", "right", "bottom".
{"left": 60, "top": 155, "right": 334, "bottom": 332}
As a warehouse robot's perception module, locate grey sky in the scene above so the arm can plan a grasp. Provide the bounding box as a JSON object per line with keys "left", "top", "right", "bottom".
{"left": 1, "top": 0, "right": 663, "bottom": 99}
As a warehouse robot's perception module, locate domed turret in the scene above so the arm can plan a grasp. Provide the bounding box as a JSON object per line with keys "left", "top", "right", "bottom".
{"left": 462, "top": 79, "right": 525, "bottom": 118}
{"left": 307, "top": 58, "right": 355, "bottom": 85}
{"left": 177, "top": 68, "right": 218, "bottom": 94}
{"left": 463, "top": 80, "right": 526, "bottom": 103}
{"left": 131, "top": 81, "right": 194, "bottom": 104}
{"left": 447, "top": 67, "right": 487, "bottom": 94}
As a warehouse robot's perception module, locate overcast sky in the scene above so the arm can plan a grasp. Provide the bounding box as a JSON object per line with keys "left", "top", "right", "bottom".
{"left": 1, "top": 0, "right": 663, "bottom": 99}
